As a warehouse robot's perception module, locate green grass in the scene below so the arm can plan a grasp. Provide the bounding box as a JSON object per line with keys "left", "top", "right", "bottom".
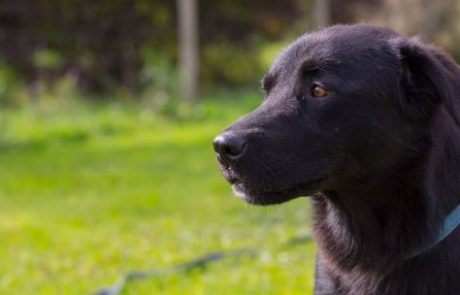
{"left": 0, "top": 91, "right": 316, "bottom": 294}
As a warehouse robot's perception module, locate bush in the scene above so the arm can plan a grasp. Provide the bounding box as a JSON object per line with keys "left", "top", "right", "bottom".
{"left": 0, "top": 63, "right": 23, "bottom": 105}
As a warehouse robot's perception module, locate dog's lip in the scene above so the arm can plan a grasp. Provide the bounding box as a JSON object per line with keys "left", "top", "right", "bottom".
{"left": 216, "top": 159, "right": 239, "bottom": 184}
{"left": 227, "top": 175, "right": 238, "bottom": 184}
{"left": 232, "top": 175, "right": 329, "bottom": 205}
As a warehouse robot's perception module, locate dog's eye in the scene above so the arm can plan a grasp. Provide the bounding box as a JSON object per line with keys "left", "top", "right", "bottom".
{"left": 311, "top": 84, "right": 328, "bottom": 98}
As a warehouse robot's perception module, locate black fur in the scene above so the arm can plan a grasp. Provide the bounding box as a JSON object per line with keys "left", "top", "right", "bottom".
{"left": 214, "top": 24, "right": 460, "bottom": 294}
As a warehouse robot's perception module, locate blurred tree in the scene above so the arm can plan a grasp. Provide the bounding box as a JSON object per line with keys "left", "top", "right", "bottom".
{"left": 0, "top": 0, "right": 303, "bottom": 95}
{"left": 0, "top": 0, "right": 458, "bottom": 99}
{"left": 198, "top": 0, "right": 302, "bottom": 88}
{"left": 178, "top": 0, "right": 198, "bottom": 102}
{"left": 330, "top": 0, "right": 382, "bottom": 24}
{"left": 0, "top": 0, "right": 177, "bottom": 94}
{"left": 315, "top": 0, "right": 331, "bottom": 28}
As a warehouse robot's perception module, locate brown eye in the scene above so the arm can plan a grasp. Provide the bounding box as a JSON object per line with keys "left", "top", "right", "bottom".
{"left": 311, "top": 84, "right": 328, "bottom": 98}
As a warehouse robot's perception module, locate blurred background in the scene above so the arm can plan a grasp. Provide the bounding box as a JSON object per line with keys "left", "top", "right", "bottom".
{"left": 0, "top": 0, "right": 458, "bottom": 294}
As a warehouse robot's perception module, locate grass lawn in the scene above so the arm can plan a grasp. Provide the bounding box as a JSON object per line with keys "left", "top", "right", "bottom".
{"left": 0, "top": 91, "right": 316, "bottom": 294}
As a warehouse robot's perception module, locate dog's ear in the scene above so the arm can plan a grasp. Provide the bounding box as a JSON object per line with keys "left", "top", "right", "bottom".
{"left": 392, "top": 37, "right": 460, "bottom": 125}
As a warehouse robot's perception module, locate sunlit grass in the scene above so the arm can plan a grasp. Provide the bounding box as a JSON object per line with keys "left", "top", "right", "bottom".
{"left": 0, "top": 91, "right": 316, "bottom": 294}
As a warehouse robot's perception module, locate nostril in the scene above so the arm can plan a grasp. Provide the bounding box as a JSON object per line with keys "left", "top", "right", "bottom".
{"left": 213, "top": 132, "right": 247, "bottom": 162}
{"left": 223, "top": 143, "right": 246, "bottom": 158}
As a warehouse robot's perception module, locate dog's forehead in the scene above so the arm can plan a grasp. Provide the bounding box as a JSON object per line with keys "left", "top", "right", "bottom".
{"left": 269, "top": 35, "right": 331, "bottom": 75}
{"left": 269, "top": 25, "right": 399, "bottom": 77}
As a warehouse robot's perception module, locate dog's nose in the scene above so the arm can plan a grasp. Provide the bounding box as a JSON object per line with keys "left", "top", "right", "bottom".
{"left": 213, "top": 132, "right": 247, "bottom": 162}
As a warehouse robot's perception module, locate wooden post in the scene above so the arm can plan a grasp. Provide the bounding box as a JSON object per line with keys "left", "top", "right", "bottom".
{"left": 420, "top": 0, "right": 435, "bottom": 41}
{"left": 178, "top": 0, "right": 199, "bottom": 102}
{"left": 315, "top": 0, "right": 330, "bottom": 28}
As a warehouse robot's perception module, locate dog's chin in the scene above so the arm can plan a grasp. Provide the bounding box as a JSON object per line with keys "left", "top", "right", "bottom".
{"left": 231, "top": 177, "right": 326, "bottom": 205}
{"left": 232, "top": 183, "right": 297, "bottom": 205}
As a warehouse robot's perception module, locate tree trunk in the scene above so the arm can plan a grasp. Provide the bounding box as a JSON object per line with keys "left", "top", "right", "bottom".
{"left": 315, "top": 0, "right": 330, "bottom": 28}
{"left": 178, "top": 0, "right": 199, "bottom": 102}
{"left": 420, "top": 0, "right": 435, "bottom": 41}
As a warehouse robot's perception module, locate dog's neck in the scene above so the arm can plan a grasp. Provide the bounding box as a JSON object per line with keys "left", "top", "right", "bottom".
{"left": 312, "top": 111, "right": 460, "bottom": 275}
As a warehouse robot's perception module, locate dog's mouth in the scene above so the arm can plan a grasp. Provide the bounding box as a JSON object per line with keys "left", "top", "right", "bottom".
{"left": 216, "top": 154, "right": 328, "bottom": 205}
{"left": 230, "top": 176, "right": 328, "bottom": 205}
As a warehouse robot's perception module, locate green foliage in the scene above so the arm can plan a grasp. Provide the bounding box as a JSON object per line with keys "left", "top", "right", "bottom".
{"left": 139, "top": 49, "right": 183, "bottom": 117}
{"left": 201, "top": 39, "right": 294, "bottom": 91}
{"left": 0, "top": 92, "right": 316, "bottom": 294}
{"left": 0, "top": 0, "right": 303, "bottom": 94}
{"left": 32, "top": 49, "right": 64, "bottom": 69}
{"left": 0, "top": 63, "right": 22, "bottom": 105}
{"left": 258, "top": 41, "right": 292, "bottom": 70}
{"left": 202, "top": 42, "right": 265, "bottom": 88}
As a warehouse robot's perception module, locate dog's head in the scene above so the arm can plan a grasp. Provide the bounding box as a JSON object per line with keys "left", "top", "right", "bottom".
{"left": 214, "top": 24, "right": 460, "bottom": 205}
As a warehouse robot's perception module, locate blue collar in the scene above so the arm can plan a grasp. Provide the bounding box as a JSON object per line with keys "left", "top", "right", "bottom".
{"left": 407, "top": 204, "right": 460, "bottom": 259}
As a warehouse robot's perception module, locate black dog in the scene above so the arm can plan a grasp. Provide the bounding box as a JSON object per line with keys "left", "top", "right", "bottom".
{"left": 213, "top": 24, "right": 460, "bottom": 294}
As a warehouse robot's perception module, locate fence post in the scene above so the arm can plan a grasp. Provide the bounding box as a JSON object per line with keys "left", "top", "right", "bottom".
{"left": 315, "top": 0, "right": 330, "bottom": 28}
{"left": 178, "top": 0, "right": 199, "bottom": 102}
